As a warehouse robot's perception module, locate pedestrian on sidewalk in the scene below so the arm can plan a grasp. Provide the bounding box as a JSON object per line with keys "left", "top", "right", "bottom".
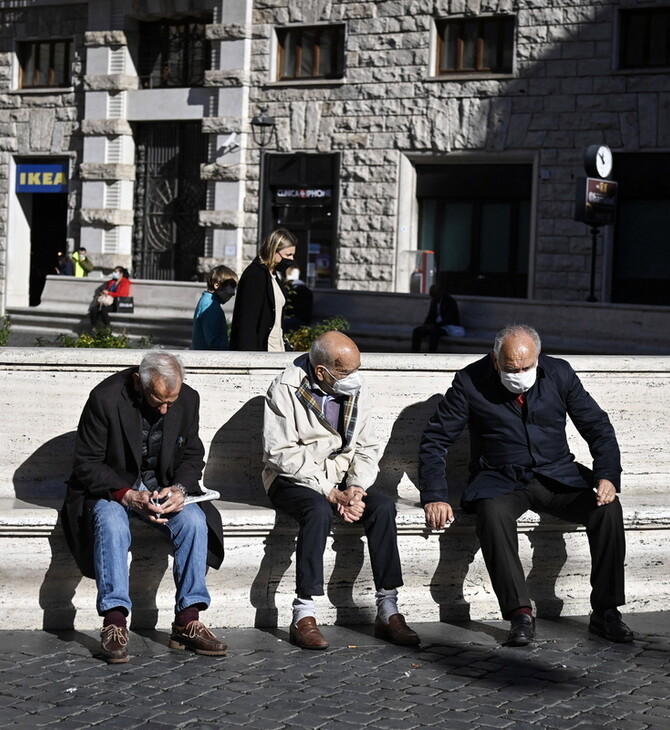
{"left": 192, "top": 265, "right": 238, "bottom": 350}
{"left": 230, "top": 228, "right": 297, "bottom": 351}
{"left": 61, "top": 350, "right": 227, "bottom": 663}
{"left": 418, "top": 323, "right": 633, "bottom": 647}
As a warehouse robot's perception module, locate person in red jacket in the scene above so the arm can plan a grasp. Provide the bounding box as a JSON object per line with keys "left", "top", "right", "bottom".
{"left": 91, "top": 266, "right": 131, "bottom": 329}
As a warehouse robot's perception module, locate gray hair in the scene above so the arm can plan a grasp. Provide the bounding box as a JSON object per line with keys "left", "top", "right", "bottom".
{"left": 138, "top": 350, "right": 184, "bottom": 391}
{"left": 493, "top": 324, "right": 542, "bottom": 359}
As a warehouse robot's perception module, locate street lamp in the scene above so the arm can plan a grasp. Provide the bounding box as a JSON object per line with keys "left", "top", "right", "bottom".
{"left": 250, "top": 107, "right": 276, "bottom": 148}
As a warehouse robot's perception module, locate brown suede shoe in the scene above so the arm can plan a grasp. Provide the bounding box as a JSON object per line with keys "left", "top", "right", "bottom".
{"left": 169, "top": 620, "right": 228, "bottom": 656}
{"left": 100, "top": 624, "right": 130, "bottom": 664}
{"left": 289, "top": 617, "right": 329, "bottom": 650}
{"left": 374, "top": 614, "right": 421, "bottom": 646}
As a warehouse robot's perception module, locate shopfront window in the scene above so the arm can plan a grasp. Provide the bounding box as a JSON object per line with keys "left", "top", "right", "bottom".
{"left": 262, "top": 153, "right": 340, "bottom": 288}
{"left": 418, "top": 164, "right": 531, "bottom": 298}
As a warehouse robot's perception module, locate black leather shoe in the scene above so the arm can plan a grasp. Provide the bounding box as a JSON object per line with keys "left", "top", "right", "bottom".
{"left": 505, "top": 614, "right": 535, "bottom": 647}
{"left": 100, "top": 625, "right": 129, "bottom": 664}
{"left": 589, "top": 609, "right": 634, "bottom": 643}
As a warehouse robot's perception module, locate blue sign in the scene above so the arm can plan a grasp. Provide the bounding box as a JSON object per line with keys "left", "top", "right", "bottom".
{"left": 16, "top": 162, "right": 69, "bottom": 193}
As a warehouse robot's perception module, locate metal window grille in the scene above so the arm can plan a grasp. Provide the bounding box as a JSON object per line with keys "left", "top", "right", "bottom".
{"left": 137, "top": 17, "right": 211, "bottom": 89}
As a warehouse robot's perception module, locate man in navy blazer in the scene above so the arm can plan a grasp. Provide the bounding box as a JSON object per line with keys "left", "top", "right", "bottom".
{"left": 419, "top": 324, "right": 632, "bottom": 646}
{"left": 61, "top": 351, "right": 227, "bottom": 663}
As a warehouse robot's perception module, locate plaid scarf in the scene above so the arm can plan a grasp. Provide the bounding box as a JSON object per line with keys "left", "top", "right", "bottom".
{"left": 295, "top": 375, "right": 358, "bottom": 455}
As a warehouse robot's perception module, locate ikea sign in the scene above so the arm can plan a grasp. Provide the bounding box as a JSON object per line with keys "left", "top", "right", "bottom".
{"left": 16, "top": 162, "right": 69, "bottom": 193}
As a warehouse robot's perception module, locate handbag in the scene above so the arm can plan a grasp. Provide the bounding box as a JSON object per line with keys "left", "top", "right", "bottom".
{"left": 115, "top": 296, "right": 134, "bottom": 314}
{"left": 97, "top": 292, "right": 114, "bottom": 307}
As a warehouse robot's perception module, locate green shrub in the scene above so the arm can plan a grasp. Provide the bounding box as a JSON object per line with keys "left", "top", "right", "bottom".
{"left": 0, "top": 314, "right": 10, "bottom": 347}
{"left": 285, "top": 316, "right": 350, "bottom": 352}
{"left": 57, "top": 327, "right": 130, "bottom": 348}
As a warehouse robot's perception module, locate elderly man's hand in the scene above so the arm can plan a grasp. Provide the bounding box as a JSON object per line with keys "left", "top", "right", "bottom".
{"left": 594, "top": 479, "right": 617, "bottom": 506}
{"left": 122, "top": 487, "right": 185, "bottom": 524}
{"left": 424, "top": 502, "right": 455, "bottom": 531}
{"left": 328, "top": 486, "right": 366, "bottom": 523}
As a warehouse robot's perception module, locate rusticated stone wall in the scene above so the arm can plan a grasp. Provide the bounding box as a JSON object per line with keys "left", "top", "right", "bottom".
{"left": 248, "top": 0, "right": 668, "bottom": 298}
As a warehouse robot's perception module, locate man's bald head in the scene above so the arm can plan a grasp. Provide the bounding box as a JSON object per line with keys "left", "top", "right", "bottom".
{"left": 310, "top": 331, "right": 360, "bottom": 371}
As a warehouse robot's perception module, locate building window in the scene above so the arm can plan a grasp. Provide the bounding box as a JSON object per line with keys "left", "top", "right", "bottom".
{"left": 619, "top": 7, "right": 670, "bottom": 70}
{"left": 18, "top": 40, "right": 72, "bottom": 88}
{"left": 436, "top": 16, "right": 514, "bottom": 75}
{"left": 138, "top": 18, "right": 210, "bottom": 88}
{"left": 417, "top": 164, "right": 531, "bottom": 298}
{"left": 276, "top": 25, "right": 345, "bottom": 81}
{"left": 612, "top": 153, "right": 670, "bottom": 305}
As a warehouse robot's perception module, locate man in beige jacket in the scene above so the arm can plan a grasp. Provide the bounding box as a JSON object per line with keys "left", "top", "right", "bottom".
{"left": 262, "top": 331, "right": 419, "bottom": 650}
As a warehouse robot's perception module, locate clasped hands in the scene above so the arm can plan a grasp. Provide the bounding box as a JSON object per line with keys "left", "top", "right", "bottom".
{"left": 327, "top": 485, "right": 366, "bottom": 523}
{"left": 122, "top": 486, "right": 185, "bottom": 524}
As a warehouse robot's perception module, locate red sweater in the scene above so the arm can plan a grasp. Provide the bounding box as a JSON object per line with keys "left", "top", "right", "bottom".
{"left": 105, "top": 277, "right": 131, "bottom": 298}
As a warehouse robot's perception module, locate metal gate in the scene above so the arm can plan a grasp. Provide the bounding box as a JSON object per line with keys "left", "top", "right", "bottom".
{"left": 132, "top": 121, "right": 207, "bottom": 281}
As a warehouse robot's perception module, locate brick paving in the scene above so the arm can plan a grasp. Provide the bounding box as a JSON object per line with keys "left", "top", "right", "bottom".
{"left": 0, "top": 614, "right": 668, "bottom": 729}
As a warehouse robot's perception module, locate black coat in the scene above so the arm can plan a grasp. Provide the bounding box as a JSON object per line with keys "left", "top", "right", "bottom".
{"left": 424, "top": 294, "right": 460, "bottom": 327}
{"left": 418, "top": 353, "right": 622, "bottom": 507}
{"left": 60, "top": 368, "right": 224, "bottom": 578}
{"left": 230, "top": 257, "right": 279, "bottom": 351}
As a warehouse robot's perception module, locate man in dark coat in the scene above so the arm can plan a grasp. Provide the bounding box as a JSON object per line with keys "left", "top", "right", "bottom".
{"left": 411, "top": 283, "right": 462, "bottom": 353}
{"left": 61, "top": 351, "right": 226, "bottom": 663}
{"left": 418, "top": 324, "right": 632, "bottom": 646}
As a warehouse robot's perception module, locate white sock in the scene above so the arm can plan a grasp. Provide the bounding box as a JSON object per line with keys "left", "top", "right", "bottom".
{"left": 376, "top": 588, "right": 399, "bottom": 625}
{"left": 292, "top": 596, "right": 316, "bottom": 626}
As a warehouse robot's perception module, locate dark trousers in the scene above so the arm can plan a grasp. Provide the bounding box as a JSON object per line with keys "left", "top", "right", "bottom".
{"left": 412, "top": 324, "right": 445, "bottom": 353}
{"left": 91, "top": 304, "right": 112, "bottom": 328}
{"left": 473, "top": 478, "right": 626, "bottom": 619}
{"left": 268, "top": 477, "right": 404, "bottom": 597}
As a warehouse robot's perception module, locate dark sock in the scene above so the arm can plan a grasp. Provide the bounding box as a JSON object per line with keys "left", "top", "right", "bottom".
{"left": 175, "top": 605, "right": 199, "bottom": 626}
{"left": 511, "top": 606, "right": 533, "bottom": 618}
{"left": 102, "top": 608, "right": 127, "bottom": 628}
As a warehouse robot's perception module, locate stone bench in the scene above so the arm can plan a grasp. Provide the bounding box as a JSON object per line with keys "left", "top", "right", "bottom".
{"left": 1, "top": 348, "right": 668, "bottom": 631}
{"left": 7, "top": 276, "right": 227, "bottom": 347}
{"left": 312, "top": 289, "right": 670, "bottom": 355}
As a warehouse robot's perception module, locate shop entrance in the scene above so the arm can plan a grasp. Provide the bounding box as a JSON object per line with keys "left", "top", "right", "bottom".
{"left": 28, "top": 192, "right": 68, "bottom": 305}
{"left": 260, "top": 153, "right": 339, "bottom": 288}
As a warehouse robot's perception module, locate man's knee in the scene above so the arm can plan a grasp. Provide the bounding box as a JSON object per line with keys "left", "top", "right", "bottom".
{"left": 92, "top": 499, "right": 129, "bottom": 533}
{"left": 303, "top": 497, "right": 333, "bottom": 529}
{"left": 364, "top": 491, "right": 396, "bottom": 520}
{"left": 171, "top": 504, "right": 207, "bottom": 533}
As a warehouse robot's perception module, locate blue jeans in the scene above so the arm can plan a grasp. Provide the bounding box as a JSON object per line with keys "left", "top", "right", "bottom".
{"left": 92, "top": 500, "right": 211, "bottom": 616}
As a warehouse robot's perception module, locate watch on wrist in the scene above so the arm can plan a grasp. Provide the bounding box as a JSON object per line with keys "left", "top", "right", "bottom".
{"left": 174, "top": 484, "right": 188, "bottom": 498}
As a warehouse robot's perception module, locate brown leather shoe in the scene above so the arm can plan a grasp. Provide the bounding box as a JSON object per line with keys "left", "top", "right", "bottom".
{"left": 374, "top": 614, "right": 421, "bottom": 646}
{"left": 100, "top": 625, "right": 130, "bottom": 664}
{"left": 289, "top": 617, "right": 329, "bottom": 650}
{"left": 169, "top": 620, "right": 228, "bottom": 656}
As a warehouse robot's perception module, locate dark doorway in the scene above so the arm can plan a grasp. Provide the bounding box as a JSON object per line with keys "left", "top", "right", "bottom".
{"left": 261, "top": 153, "right": 340, "bottom": 288}
{"left": 132, "top": 121, "right": 208, "bottom": 281}
{"left": 612, "top": 153, "right": 670, "bottom": 305}
{"left": 29, "top": 192, "right": 67, "bottom": 305}
{"left": 417, "top": 163, "right": 531, "bottom": 298}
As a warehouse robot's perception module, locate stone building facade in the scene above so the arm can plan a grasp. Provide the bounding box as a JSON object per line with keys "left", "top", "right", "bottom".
{"left": 0, "top": 0, "right": 667, "bottom": 309}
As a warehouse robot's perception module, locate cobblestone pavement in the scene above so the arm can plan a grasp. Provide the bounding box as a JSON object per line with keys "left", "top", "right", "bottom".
{"left": 1, "top": 614, "right": 668, "bottom": 729}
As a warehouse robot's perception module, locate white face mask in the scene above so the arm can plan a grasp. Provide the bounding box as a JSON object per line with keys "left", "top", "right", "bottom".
{"left": 323, "top": 367, "right": 362, "bottom": 397}
{"left": 111, "top": 271, "right": 120, "bottom": 280}
{"left": 498, "top": 365, "right": 537, "bottom": 394}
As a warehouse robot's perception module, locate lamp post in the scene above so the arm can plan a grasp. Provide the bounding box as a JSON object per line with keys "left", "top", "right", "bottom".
{"left": 250, "top": 107, "right": 277, "bottom": 244}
